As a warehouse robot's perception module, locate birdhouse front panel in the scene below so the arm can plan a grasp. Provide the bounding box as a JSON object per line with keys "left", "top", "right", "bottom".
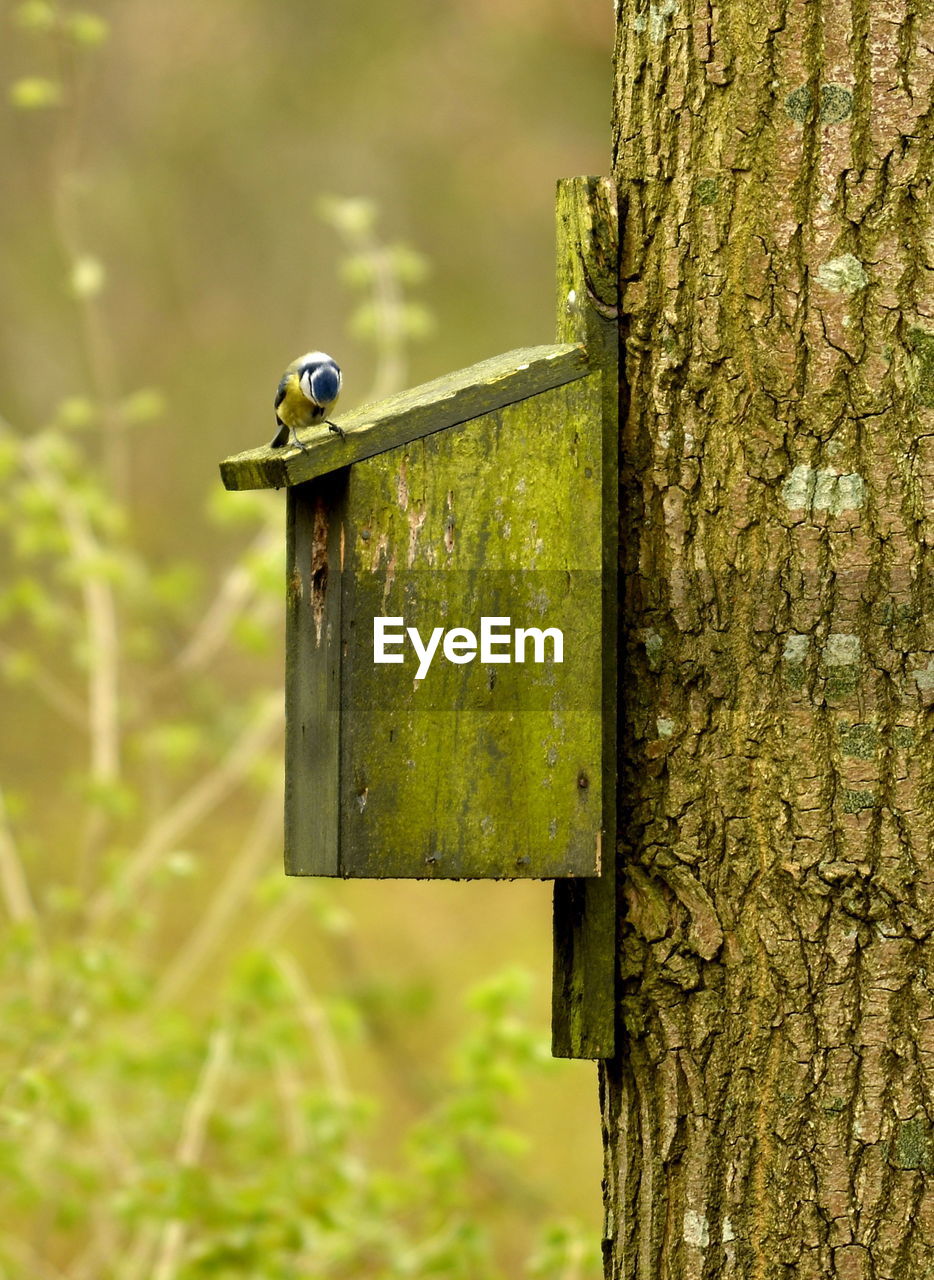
{"left": 284, "top": 369, "right": 605, "bottom": 879}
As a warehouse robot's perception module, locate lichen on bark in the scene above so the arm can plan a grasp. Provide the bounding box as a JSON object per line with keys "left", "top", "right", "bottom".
{"left": 606, "top": 0, "right": 934, "bottom": 1273}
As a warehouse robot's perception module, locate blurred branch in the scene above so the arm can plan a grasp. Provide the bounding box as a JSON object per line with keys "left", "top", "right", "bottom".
{"left": 365, "top": 239, "right": 407, "bottom": 401}
{"left": 0, "top": 785, "right": 39, "bottom": 930}
{"left": 154, "top": 787, "right": 281, "bottom": 1006}
{"left": 49, "top": 32, "right": 129, "bottom": 500}
{"left": 119, "top": 1227, "right": 159, "bottom": 1280}
{"left": 170, "top": 521, "right": 278, "bottom": 678}
{"left": 177, "top": 1027, "right": 231, "bottom": 1162}
{"left": 274, "top": 950, "right": 351, "bottom": 1108}
{"left": 88, "top": 694, "right": 283, "bottom": 927}
{"left": 0, "top": 1235, "right": 69, "bottom": 1280}
{"left": 320, "top": 198, "right": 427, "bottom": 402}
{"left": 15, "top": 433, "right": 121, "bottom": 789}
{"left": 273, "top": 1050, "right": 306, "bottom": 1155}
{"left": 322, "top": 923, "right": 440, "bottom": 1113}
{"left": 66, "top": 1108, "right": 141, "bottom": 1277}
{"left": 562, "top": 1236, "right": 588, "bottom": 1280}
{"left": 150, "top": 1027, "right": 231, "bottom": 1280}
{"left": 0, "top": 640, "right": 86, "bottom": 728}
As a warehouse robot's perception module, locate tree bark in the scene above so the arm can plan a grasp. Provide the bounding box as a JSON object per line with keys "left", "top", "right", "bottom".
{"left": 606, "top": 0, "right": 934, "bottom": 1274}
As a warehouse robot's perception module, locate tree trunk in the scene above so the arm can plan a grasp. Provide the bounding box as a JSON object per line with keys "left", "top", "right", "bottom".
{"left": 605, "top": 0, "right": 934, "bottom": 1274}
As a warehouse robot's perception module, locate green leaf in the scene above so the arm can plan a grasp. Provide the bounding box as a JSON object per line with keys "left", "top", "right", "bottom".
{"left": 8, "top": 76, "right": 62, "bottom": 109}
{"left": 242, "top": 545, "right": 281, "bottom": 594}
{"left": 150, "top": 562, "right": 201, "bottom": 609}
{"left": 0, "top": 576, "right": 69, "bottom": 631}
{"left": 78, "top": 776, "right": 137, "bottom": 818}
{"left": 64, "top": 11, "right": 109, "bottom": 45}
{"left": 12, "top": 517, "right": 69, "bottom": 558}
{"left": 141, "top": 721, "right": 203, "bottom": 767}
{"left": 120, "top": 387, "right": 165, "bottom": 423}
{"left": 69, "top": 254, "right": 106, "bottom": 299}
{"left": 339, "top": 253, "right": 377, "bottom": 288}
{"left": 318, "top": 194, "right": 376, "bottom": 236}
{"left": 0, "top": 440, "right": 18, "bottom": 479}
{"left": 348, "top": 300, "right": 378, "bottom": 340}
{"left": 231, "top": 613, "right": 273, "bottom": 655}
{"left": 529, "top": 1220, "right": 601, "bottom": 1278}
{"left": 55, "top": 395, "right": 97, "bottom": 429}
{"left": 388, "top": 243, "right": 430, "bottom": 285}
{"left": 0, "top": 649, "right": 37, "bottom": 682}
{"left": 164, "top": 851, "right": 198, "bottom": 878}
{"left": 12, "top": 2, "right": 57, "bottom": 32}
{"left": 33, "top": 426, "right": 80, "bottom": 469}
{"left": 59, "top": 547, "right": 132, "bottom": 586}
{"left": 401, "top": 301, "right": 435, "bottom": 340}
{"left": 207, "top": 483, "right": 274, "bottom": 527}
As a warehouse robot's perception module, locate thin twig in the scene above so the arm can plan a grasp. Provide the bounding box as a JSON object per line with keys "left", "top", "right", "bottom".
{"left": 154, "top": 786, "right": 281, "bottom": 1006}
{"left": 0, "top": 416, "right": 121, "bottom": 789}
{"left": 48, "top": 39, "right": 129, "bottom": 502}
{"left": 16, "top": 437, "right": 121, "bottom": 787}
{"left": 0, "top": 640, "right": 86, "bottom": 728}
{"left": 87, "top": 694, "right": 282, "bottom": 927}
{"left": 117, "top": 1225, "right": 159, "bottom": 1280}
{"left": 367, "top": 241, "right": 408, "bottom": 401}
{"left": 65, "top": 1102, "right": 140, "bottom": 1275}
{"left": 0, "top": 785, "right": 38, "bottom": 928}
{"left": 172, "top": 521, "right": 279, "bottom": 677}
{"left": 273, "top": 1050, "right": 306, "bottom": 1155}
{"left": 150, "top": 1027, "right": 231, "bottom": 1280}
{"left": 0, "top": 1235, "right": 70, "bottom": 1280}
{"left": 562, "top": 1236, "right": 586, "bottom": 1280}
{"left": 274, "top": 950, "right": 351, "bottom": 1107}
{"left": 323, "top": 212, "right": 408, "bottom": 402}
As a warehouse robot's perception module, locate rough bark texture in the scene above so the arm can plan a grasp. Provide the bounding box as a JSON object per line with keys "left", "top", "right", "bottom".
{"left": 606, "top": 0, "right": 934, "bottom": 1274}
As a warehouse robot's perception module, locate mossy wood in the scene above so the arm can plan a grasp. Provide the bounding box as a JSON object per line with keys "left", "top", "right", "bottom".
{"left": 285, "top": 379, "right": 605, "bottom": 878}
{"left": 220, "top": 344, "right": 589, "bottom": 491}
{"left": 219, "top": 176, "right": 618, "bottom": 1059}
{"left": 551, "top": 177, "right": 618, "bottom": 1061}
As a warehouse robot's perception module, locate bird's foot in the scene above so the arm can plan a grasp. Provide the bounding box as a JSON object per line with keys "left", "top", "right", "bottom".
{"left": 289, "top": 429, "right": 310, "bottom": 452}
{"left": 325, "top": 420, "right": 345, "bottom": 439}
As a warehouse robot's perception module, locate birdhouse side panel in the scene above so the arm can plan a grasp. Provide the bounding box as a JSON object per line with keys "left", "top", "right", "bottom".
{"left": 284, "top": 473, "right": 348, "bottom": 875}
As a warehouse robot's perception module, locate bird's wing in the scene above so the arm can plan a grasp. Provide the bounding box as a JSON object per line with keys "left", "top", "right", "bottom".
{"left": 274, "top": 371, "right": 291, "bottom": 412}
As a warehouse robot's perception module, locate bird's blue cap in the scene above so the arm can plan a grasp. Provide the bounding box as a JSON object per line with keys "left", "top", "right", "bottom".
{"left": 304, "top": 359, "right": 341, "bottom": 406}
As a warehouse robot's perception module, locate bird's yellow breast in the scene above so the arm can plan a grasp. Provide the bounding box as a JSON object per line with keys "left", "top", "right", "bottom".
{"left": 276, "top": 372, "right": 327, "bottom": 430}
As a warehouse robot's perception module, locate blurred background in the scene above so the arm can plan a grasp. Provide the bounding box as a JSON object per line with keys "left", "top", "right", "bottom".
{"left": 0, "top": 1, "right": 611, "bottom": 1275}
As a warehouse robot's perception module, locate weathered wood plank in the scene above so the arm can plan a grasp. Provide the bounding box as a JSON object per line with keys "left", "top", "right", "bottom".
{"left": 284, "top": 474, "right": 347, "bottom": 875}
{"left": 551, "top": 175, "right": 619, "bottom": 1060}
{"left": 552, "top": 873, "right": 616, "bottom": 1058}
{"left": 220, "top": 343, "right": 588, "bottom": 491}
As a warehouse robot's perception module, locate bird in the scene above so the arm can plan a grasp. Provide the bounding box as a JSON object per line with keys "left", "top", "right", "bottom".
{"left": 270, "top": 351, "right": 343, "bottom": 450}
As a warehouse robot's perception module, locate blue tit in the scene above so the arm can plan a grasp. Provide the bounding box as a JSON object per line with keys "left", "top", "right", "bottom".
{"left": 270, "top": 351, "right": 343, "bottom": 450}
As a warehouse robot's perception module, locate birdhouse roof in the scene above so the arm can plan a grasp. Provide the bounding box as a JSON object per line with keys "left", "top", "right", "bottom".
{"left": 219, "top": 343, "right": 588, "bottom": 491}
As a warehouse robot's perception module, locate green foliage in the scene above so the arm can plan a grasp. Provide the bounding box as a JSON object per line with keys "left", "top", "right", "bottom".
{"left": 0, "top": 13, "right": 599, "bottom": 1279}
{"left": 8, "top": 74, "right": 62, "bottom": 108}
{"left": 319, "top": 196, "right": 435, "bottom": 401}
{"left": 64, "top": 11, "right": 110, "bottom": 46}
{"left": 69, "top": 254, "right": 107, "bottom": 299}
{"left": 1, "top": 912, "right": 575, "bottom": 1278}
{"left": 13, "top": 1, "right": 58, "bottom": 33}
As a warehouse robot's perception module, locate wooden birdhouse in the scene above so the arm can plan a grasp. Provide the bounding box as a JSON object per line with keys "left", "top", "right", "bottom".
{"left": 220, "top": 178, "right": 618, "bottom": 1058}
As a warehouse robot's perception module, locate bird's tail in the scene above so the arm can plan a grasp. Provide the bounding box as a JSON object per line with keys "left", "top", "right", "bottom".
{"left": 270, "top": 419, "right": 290, "bottom": 448}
